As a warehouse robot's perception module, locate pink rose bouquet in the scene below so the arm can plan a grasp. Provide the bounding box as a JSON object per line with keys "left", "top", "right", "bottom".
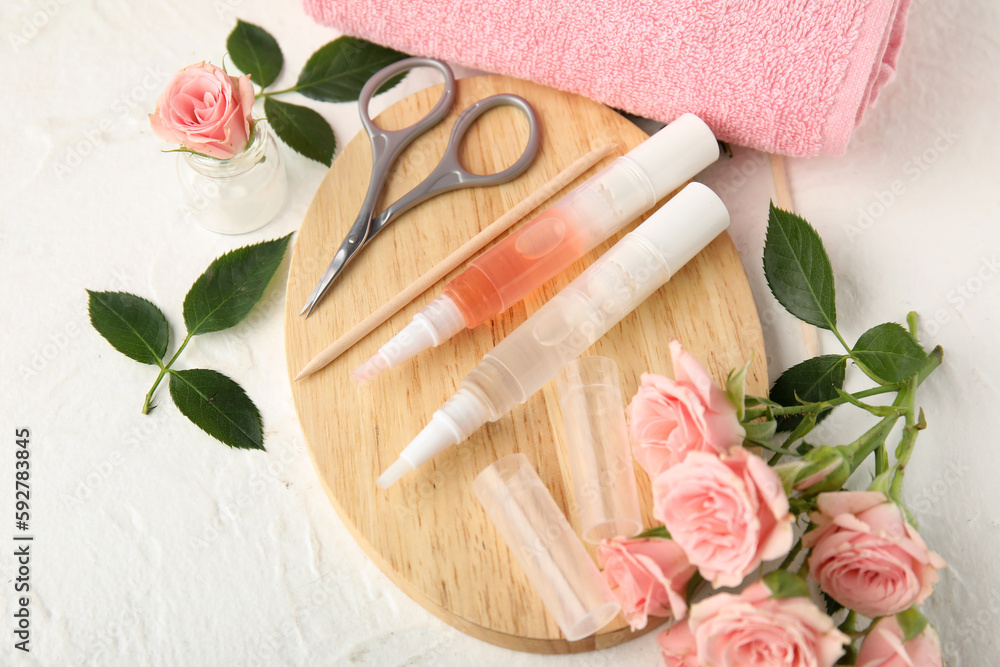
{"left": 149, "top": 61, "right": 256, "bottom": 160}
{"left": 627, "top": 340, "right": 745, "bottom": 477}
{"left": 587, "top": 206, "right": 951, "bottom": 666}
{"left": 596, "top": 537, "right": 696, "bottom": 631}
{"left": 803, "top": 491, "right": 946, "bottom": 618}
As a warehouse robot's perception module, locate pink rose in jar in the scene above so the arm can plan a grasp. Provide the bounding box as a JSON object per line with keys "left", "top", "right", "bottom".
{"left": 596, "top": 536, "right": 695, "bottom": 631}
{"left": 856, "top": 614, "right": 943, "bottom": 667}
{"left": 803, "top": 491, "right": 946, "bottom": 618}
{"left": 149, "top": 61, "right": 256, "bottom": 160}
{"left": 626, "top": 340, "right": 745, "bottom": 477}
{"left": 683, "top": 581, "right": 849, "bottom": 667}
{"left": 653, "top": 447, "right": 794, "bottom": 588}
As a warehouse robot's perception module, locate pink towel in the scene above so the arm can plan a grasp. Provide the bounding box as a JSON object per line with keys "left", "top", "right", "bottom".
{"left": 303, "top": 0, "right": 911, "bottom": 157}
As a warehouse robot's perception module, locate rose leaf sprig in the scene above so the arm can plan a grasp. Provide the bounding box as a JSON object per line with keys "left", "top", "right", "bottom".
{"left": 750, "top": 203, "right": 942, "bottom": 496}
{"left": 225, "top": 19, "right": 410, "bottom": 166}
{"left": 87, "top": 235, "right": 291, "bottom": 451}
{"left": 597, "top": 204, "right": 945, "bottom": 666}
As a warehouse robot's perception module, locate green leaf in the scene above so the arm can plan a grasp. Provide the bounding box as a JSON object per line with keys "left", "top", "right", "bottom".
{"left": 295, "top": 37, "right": 408, "bottom": 102}
{"left": 763, "top": 203, "right": 838, "bottom": 330}
{"left": 775, "top": 462, "right": 803, "bottom": 496}
{"left": 637, "top": 525, "right": 672, "bottom": 539}
{"left": 744, "top": 419, "right": 777, "bottom": 442}
{"left": 746, "top": 395, "right": 782, "bottom": 409}
{"left": 727, "top": 357, "right": 752, "bottom": 421}
{"left": 763, "top": 571, "right": 810, "bottom": 599}
{"left": 264, "top": 98, "right": 336, "bottom": 166}
{"left": 852, "top": 322, "right": 928, "bottom": 383}
{"left": 822, "top": 591, "right": 845, "bottom": 616}
{"left": 87, "top": 290, "right": 169, "bottom": 366}
{"left": 183, "top": 234, "right": 292, "bottom": 336}
{"left": 784, "top": 412, "right": 819, "bottom": 447}
{"left": 747, "top": 438, "right": 799, "bottom": 457}
{"left": 836, "top": 644, "right": 858, "bottom": 666}
{"left": 868, "top": 469, "right": 893, "bottom": 494}
{"left": 895, "top": 607, "right": 929, "bottom": 643}
{"left": 769, "top": 355, "right": 847, "bottom": 431}
{"left": 790, "top": 497, "right": 817, "bottom": 516}
{"left": 168, "top": 369, "right": 263, "bottom": 450}
{"left": 226, "top": 19, "right": 284, "bottom": 89}
{"left": 685, "top": 572, "right": 704, "bottom": 601}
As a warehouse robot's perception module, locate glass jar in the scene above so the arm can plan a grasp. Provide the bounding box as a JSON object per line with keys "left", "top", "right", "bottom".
{"left": 176, "top": 121, "right": 287, "bottom": 234}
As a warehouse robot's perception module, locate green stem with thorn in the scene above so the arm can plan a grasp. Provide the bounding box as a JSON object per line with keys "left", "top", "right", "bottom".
{"left": 744, "top": 384, "right": 902, "bottom": 422}
{"left": 141, "top": 332, "right": 193, "bottom": 414}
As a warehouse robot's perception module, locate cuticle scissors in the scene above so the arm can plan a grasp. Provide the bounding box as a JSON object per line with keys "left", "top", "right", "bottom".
{"left": 301, "top": 57, "right": 541, "bottom": 317}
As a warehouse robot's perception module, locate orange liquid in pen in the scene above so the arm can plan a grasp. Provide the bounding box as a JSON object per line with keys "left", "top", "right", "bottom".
{"left": 444, "top": 205, "right": 589, "bottom": 328}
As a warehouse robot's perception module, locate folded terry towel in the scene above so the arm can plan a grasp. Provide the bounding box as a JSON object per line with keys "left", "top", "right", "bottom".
{"left": 303, "top": 0, "right": 911, "bottom": 156}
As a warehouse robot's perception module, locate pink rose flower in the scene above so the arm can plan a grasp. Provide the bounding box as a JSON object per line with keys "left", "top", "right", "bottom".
{"left": 856, "top": 615, "right": 943, "bottom": 667}
{"left": 658, "top": 619, "right": 699, "bottom": 667}
{"left": 626, "top": 340, "right": 745, "bottom": 477}
{"left": 653, "top": 448, "right": 794, "bottom": 588}
{"left": 803, "top": 491, "right": 947, "bottom": 618}
{"left": 149, "top": 61, "right": 256, "bottom": 160}
{"left": 684, "top": 581, "right": 849, "bottom": 667}
{"left": 596, "top": 537, "right": 696, "bottom": 631}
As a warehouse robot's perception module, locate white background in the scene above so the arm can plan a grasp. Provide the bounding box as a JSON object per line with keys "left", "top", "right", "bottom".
{"left": 1, "top": 0, "right": 997, "bottom": 664}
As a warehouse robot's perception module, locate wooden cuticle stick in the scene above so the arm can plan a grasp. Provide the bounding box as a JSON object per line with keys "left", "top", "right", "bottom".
{"left": 295, "top": 142, "right": 617, "bottom": 381}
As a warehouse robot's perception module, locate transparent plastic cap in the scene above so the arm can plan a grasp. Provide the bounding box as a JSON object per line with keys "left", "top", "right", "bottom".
{"left": 556, "top": 357, "right": 642, "bottom": 544}
{"left": 473, "top": 454, "right": 620, "bottom": 641}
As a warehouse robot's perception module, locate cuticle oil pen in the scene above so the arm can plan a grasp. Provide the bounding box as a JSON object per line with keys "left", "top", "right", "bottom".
{"left": 351, "top": 113, "right": 719, "bottom": 385}
{"left": 376, "top": 182, "right": 730, "bottom": 488}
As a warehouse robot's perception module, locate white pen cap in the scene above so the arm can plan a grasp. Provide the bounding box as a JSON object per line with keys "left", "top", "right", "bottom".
{"left": 623, "top": 113, "right": 720, "bottom": 202}
{"left": 633, "top": 182, "right": 730, "bottom": 275}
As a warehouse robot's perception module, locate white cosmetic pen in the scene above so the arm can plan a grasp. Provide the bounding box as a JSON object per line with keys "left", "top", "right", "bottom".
{"left": 377, "top": 182, "right": 731, "bottom": 488}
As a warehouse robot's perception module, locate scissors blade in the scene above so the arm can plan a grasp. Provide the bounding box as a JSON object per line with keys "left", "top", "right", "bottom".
{"left": 301, "top": 200, "right": 378, "bottom": 317}
{"left": 300, "top": 245, "right": 355, "bottom": 317}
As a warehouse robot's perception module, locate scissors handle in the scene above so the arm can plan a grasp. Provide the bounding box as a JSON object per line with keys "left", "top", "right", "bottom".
{"left": 300, "top": 58, "right": 456, "bottom": 316}
{"left": 350, "top": 57, "right": 457, "bottom": 248}
{"left": 369, "top": 94, "right": 541, "bottom": 240}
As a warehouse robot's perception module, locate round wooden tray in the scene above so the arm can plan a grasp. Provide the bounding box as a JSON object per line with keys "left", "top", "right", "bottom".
{"left": 284, "top": 75, "right": 767, "bottom": 653}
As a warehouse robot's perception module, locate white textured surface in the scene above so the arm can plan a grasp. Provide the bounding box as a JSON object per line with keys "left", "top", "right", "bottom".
{"left": 1, "top": 0, "right": 997, "bottom": 665}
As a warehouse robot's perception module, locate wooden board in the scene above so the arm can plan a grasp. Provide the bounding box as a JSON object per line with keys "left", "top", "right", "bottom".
{"left": 284, "top": 75, "right": 767, "bottom": 653}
